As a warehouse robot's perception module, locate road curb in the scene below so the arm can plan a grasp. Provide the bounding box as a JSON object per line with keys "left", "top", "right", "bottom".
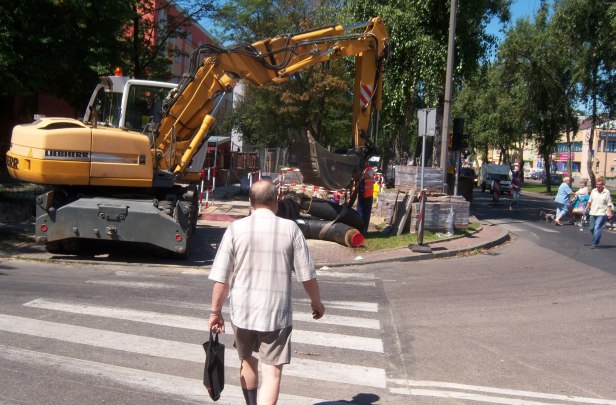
{"left": 317, "top": 226, "right": 511, "bottom": 268}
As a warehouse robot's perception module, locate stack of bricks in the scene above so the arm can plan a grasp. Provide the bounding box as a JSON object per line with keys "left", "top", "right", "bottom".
{"left": 409, "top": 195, "right": 470, "bottom": 232}
{"left": 394, "top": 166, "right": 444, "bottom": 194}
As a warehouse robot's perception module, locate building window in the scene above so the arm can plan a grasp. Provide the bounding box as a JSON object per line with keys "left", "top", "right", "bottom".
{"left": 556, "top": 142, "right": 582, "bottom": 152}
{"left": 596, "top": 162, "right": 600, "bottom": 173}
{"left": 605, "top": 140, "right": 616, "bottom": 152}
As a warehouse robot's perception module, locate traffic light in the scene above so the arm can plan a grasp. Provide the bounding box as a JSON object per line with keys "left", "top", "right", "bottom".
{"left": 452, "top": 117, "right": 464, "bottom": 150}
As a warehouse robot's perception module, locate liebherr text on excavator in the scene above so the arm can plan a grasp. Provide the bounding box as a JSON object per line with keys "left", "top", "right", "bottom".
{"left": 5, "top": 17, "right": 389, "bottom": 257}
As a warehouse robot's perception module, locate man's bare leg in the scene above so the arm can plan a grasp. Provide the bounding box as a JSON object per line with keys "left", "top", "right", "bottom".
{"left": 240, "top": 356, "right": 258, "bottom": 405}
{"left": 258, "top": 363, "right": 283, "bottom": 405}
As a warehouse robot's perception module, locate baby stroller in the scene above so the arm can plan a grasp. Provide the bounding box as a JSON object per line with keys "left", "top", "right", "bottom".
{"left": 570, "top": 194, "right": 589, "bottom": 231}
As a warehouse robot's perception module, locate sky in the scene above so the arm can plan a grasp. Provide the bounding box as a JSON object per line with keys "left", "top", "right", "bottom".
{"left": 486, "top": 0, "right": 542, "bottom": 40}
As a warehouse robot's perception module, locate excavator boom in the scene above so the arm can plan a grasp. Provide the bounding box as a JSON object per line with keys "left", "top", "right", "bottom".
{"left": 156, "top": 17, "right": 389, "bottom": 189}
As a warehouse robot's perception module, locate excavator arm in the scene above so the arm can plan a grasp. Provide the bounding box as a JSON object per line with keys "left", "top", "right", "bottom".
{"left": 155, "top": 17, "right": 389, "bottom": 190}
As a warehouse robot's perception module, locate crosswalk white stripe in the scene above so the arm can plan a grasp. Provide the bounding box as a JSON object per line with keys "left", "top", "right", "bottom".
{"left": 148, "top": 299, "right": 380, "bottom": 329}
{"left": 295, "top": 298, "right": 379, "bottom": 313}
{"left": 116, "top": 269, "right": 372, "bottom": 279}
{"left": 0, "top": 344, "right": 337, "bottom": 405}
{"left": 316, "top": 270, "right": 375, "bottom": 279}
{"left": 114, "top": 271, "right": 161, "bottom": 278}
{"left": 318, "top": 280, "right": 376, "bottom": 287}
{"left": 292, "top": 311, "right": 380, "bottom": 329}
{"left": 92, "top": 277, "right": 376, "bottom": 288}
{"left": 524, "top": 222, "right": 560, "bottom": 233}
{"left": 391, "top": 388, "right": 567, "bottom": 405}
{"left": 0, "top": 314, "right": 387, "bottom": 388}
{"left": 23, "top": 299, "right": 383, "bottom": 352}
{"left": 388, "top": 379, "right": 616, "bottom": 405}
{"left": 86, "top": 280, "right": 171, "bottom": 289}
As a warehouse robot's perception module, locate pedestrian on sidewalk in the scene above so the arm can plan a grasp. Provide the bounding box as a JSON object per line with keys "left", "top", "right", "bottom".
{"left": 490, "top": 177, "right": 500, "bottom": 205}
{"left": 356, "top": 163, "right": 375, "bottom": 236}
{"left": 208, "top": 180, "right": 325, "bottom": 405}
{"left": 554, "top": 176, "right": 573, "bottom": 226}
{"left": 586, "top": 176, "right": 613, "bottom": 249}
{"left": 509, "top": 170, "right": 522, "bottom": 211}
{"left": 572, "top": 179, "right": 590, "bottom": 229}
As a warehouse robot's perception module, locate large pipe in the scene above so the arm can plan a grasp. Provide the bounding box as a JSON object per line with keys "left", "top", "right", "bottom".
{"left": 294, "top": 218, "right": 364, "bottom": 248}
{"left": 298, "top": 197, "right": 365, "bottom": 231}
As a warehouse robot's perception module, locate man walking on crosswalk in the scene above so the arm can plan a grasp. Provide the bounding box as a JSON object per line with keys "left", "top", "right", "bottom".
{"left": 208, "top": 180, "right": 325, "bottom": 405}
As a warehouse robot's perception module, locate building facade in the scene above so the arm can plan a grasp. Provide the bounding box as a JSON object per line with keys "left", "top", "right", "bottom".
{"left": 548, "top": 118, "right": 616, "bottom": 180}
{"left": 151, "top": 1, "right": 215, "bottom": 82}
{"left": 477, "top": 117, "right": 616, "bottom": 181}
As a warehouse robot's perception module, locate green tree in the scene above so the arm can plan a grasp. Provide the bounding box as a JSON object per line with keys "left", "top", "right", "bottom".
{"left": 344, "top": 0, "right": 510, "bottom": 166}
{"left": 212, "top": 0, "right": 355, "bottom": 150}
{"left": 552, "top": 0, "right": 616, "bottom": 186}
{"left": 454, "top": 62, "right": 528, "bottom": 167}
{"left": 499, "top": 3, "right": 579, "bottom": 192}
{"left": 0, "top": 0, "right": 216, "bottom": 161}
{"left": 0, "top": 0, "right": 134, "bottom": 155}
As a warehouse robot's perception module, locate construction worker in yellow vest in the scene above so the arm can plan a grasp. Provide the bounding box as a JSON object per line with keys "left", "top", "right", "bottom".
{"left": 356, "top": 163, "right": 375, "bottom": 236}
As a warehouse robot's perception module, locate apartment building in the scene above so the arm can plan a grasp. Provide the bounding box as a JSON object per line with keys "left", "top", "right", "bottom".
{"left": 481, "top": 117, "right": 616, "bottom": 180}
{"left": 548, "top": 117, "right": 616, "bottom": 179}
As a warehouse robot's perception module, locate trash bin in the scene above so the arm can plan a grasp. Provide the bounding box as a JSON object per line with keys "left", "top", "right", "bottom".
{"left": 458, "top": 177, "right": 474, "bottom": 202}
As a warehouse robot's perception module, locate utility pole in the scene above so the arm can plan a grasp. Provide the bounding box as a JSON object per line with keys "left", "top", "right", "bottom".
{"left": 440, "top": 0, "right": 458, "bottom": 193}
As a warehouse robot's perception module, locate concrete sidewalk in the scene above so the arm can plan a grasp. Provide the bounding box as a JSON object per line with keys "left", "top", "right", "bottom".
{"left": 198, "top": 198, "right": 510, "bottom": 268}
{"left": 0, "top": 194, "right": 510, "bottom": 267}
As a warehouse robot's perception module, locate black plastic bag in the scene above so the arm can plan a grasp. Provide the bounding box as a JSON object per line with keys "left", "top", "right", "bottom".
{"left": 203, "top": 331, "right": 225, "bottom": 401}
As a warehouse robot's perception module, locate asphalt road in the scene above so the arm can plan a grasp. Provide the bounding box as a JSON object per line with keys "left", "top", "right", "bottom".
{"left": 470, "top": 185, "right": 616, "bottom": 274}
{"left": 1, "top": 185, "right": 615, "bottom": 404}
{"left": 0, "top": 260, "right": 400, "bottom": 404}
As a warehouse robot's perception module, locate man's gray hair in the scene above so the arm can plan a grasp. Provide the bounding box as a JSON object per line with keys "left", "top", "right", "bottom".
{"left": 249, "top": 180, "right": 278, "bottom": 206}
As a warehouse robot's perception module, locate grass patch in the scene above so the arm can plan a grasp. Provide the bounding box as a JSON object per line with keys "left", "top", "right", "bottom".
{"left": 522, "top": 182, "right": 616, "bottom": 200}
{"left": 467, "top": 221, "right": 481, "bottom": 232}
{"left": 359, "top": 224, "right": 478, "bottom": 253}
{"left": 522, "top": 183, "right": 557, "bottom": 196}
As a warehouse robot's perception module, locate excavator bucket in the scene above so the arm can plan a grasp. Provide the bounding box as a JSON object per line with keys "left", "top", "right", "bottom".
{"left": 289, "top": 132, "right": 363, "bottom": 190}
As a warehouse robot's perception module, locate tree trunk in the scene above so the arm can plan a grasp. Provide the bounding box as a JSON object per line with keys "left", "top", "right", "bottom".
{"left": 0, "top": 95, "right": 17, "bottom": 158}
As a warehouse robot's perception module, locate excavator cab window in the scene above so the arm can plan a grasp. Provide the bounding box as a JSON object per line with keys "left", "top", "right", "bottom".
{"left": 90, "top": 87, "right": 122, "bottom": 128}
{"left": 124, "top": 85, "right": 167, "bottom": 133}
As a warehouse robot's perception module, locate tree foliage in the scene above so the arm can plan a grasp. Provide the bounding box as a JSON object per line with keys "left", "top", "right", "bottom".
{"left": 342, "top": 0, "right": 510, "bottom": 166}
{"left": 0, "top": 0, "right": 215, "bottom": 156}
{"left": 0, "top": 0, "right": 133, "bottom": 103}
{"left": 454, "top": 62, "right": 528, "bottom": 166}
{"left": 457, "top": 0, "right": 616, "bottom": 189}
{"left": 212, "top": 0, "right": 354, "bottom": 149}
{"left": 551, "top": 0, "right": 616, "bottom": 185}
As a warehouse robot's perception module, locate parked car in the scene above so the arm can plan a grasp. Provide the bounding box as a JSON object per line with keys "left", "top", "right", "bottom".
{"left": 542, "top": 173, "right": 563, "bottom": 185}
{"left": 459, "top": 167, "right": 478, "bottom": 186}
{"left": 530, "top": 169, "right": 545, "bottom": 180}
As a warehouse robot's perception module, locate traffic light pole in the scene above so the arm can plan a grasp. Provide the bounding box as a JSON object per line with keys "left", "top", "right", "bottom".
{"left": 440, "top": 0, "right": 458, "bottom": 193}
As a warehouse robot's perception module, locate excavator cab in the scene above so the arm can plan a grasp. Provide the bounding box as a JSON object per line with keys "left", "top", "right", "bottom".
{"left": 83, "top": 76, "right": 176, "bottom": 134}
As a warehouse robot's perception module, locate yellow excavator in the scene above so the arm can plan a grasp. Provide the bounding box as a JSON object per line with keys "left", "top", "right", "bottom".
{"left": 5, "top": 17, "right": 389, "bottom": 257}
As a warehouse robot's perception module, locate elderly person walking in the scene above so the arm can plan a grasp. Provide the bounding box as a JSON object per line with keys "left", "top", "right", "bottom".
{"left": 587, "top": 176, "right": 613, "bottom": 249}
{"left": 208, "top": 180, "right": 325, "bottom": 405}
{"left": 554, "top": 176, "right": 573, "bottom": 226}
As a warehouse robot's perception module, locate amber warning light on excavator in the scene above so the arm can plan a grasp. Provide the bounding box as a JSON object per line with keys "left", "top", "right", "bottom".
{"left": 114, "top": 67, "right": 123, "bottom": 76}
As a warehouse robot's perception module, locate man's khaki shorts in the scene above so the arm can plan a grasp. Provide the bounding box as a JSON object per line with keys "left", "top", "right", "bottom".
{"left": 232, "top": 324, "right": 292, "bottom": 366}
